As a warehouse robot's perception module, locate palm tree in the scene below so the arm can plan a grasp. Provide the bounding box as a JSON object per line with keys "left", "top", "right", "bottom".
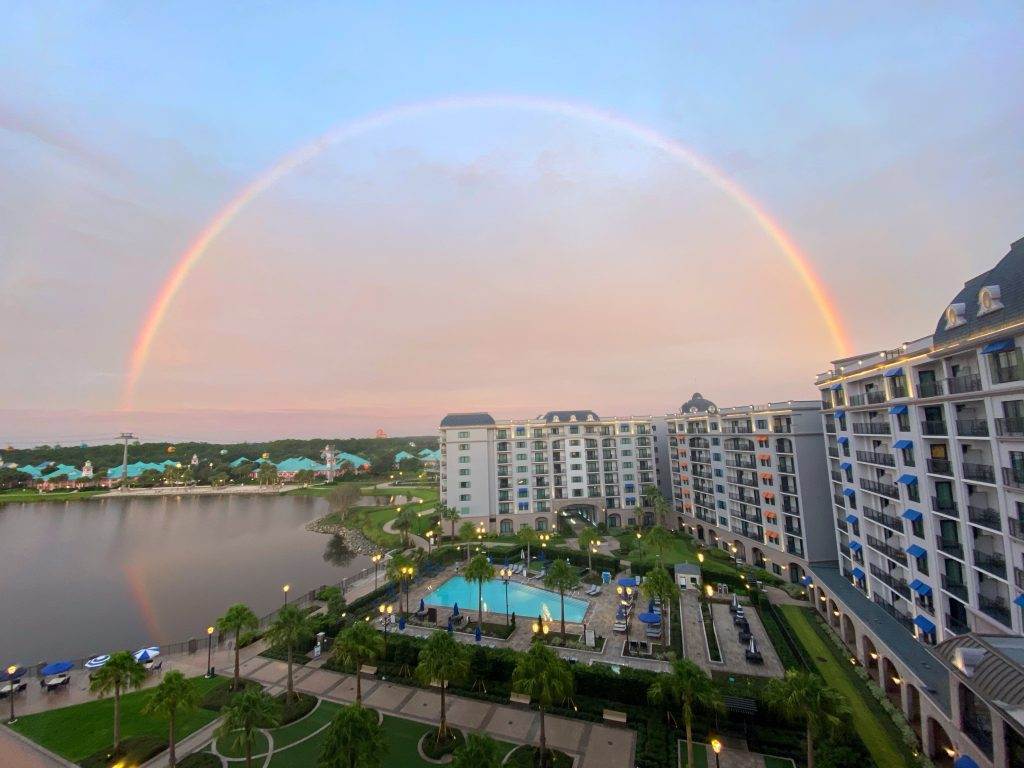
{"left": 257, "top": 462, "right": 277, "bottom": 486}
{"left": 517, "top": 526, "right": 538, "bottom": 568}
{"left": 264, "top": 603, "right": 312, "bottom": 701}
{"left": 386, "top": 552, "right": 415, "bottom": 613}
{"left": 643, "top": 485, "right": 669, "bottom": 527}
{"left": 644, "top": 525, "right": 671, "bottom": 559}
{"left": 648, "top": 659, "right": 722, "bottom": 768}
{"left": 464, "top": 554, "right": 495, "bottom": 630}
{"left": 216, "top": 688, "right": 279, "bottom": 768}
{"left": 89, "top": 651, "right": 146, "bottom": 754}
{"left": 142, "top": 670, "right": 200, "bottom": 767}
{"left": 318, "top": 703, "right": 387, "bottom": 768}
{"left": 393, "top": 507, "right": 417, "bottom": 548}
{"left": 332, "top": 620, "right": 384, "bottom": 704}
{"left": 439, "top": 504, "right": 461, "bottom": 540}
{"left": 416, "top": 630, "right": 469, "bottom": 741}
{"left": 640, "top": 565, "right": 679, "bottom": 644}
{"left": 764, "top": 670, "right": 849, "bottom": 768}
{"left": 543, "top": 559, "right": 580, "bottom": 639}
{"left": 511, "top": 642, "right": 573, "bottom": 768}
{"left": 577, "top": 528, "right": 601, "bottom": 572}
{"left": 452, "top": 732, "right": 504, "bottom": 768}
{"left": 217, "top": 603, "right": 259, "bottom": 690}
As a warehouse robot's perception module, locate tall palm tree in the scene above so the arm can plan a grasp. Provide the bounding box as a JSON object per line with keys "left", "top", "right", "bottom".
{"left": 142, "top": 670, "right": 200, "bottom": 767}
{"left": 332, "top": 621, "right": 384, "bottom": 704}
{"left": 578, "top": 528, "right": 601, "bottom": 572}
{"left": 89, "top": 651, "right": 146, "bottom": 754}
{"left": 643, "top": 485, "right": 669, "bottom": 527}
{"left": 217, "top": 603, "right": 259, "bottom": 690}
{"left": 640, "top": 565, "right": 679, "bottom": 644}
{"left": 764, "top": 670, "right": 849, "bottom": 768}
{"left": 511, "top": 642, "right": 573, "bottom": 768}
{"left": 416, "top": 630, "right": 469, "bottom": 741}
{"left": 516, "top": 526, "right": 538, "bottom": 568}
{"left": 216, "top": 688, "right": 279, "bottom": 768}
{"left": 464, "top": 554, "right": 495, "bottom": 631}
{"left": 644, "top": 525, "right": 671, "bottom": 559}
{"left": 264, "top": 604, "right": 312, "bottom": 702}
{"left": 452, "top": 732, "right": 504, "bottom": 768}
{"left": 318, "top": 703, "right": 387, "bottom": 768}
{"left": 543, "top": 559, "right": 580, "bottom": 639}
{"left": 648, "top": 659, "right": 722, "bottom": 768}
{"left": 439, "top": 504, "right": 461, "bottom": 540}
{"left": 386, "top": 552, "right": 415, "bottom": 613}
{"left": 393, "top": 507, "right": 417, "bottom": 548}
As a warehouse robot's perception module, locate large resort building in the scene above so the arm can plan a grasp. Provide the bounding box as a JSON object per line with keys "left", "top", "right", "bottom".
{"left": 438, "top": 410, "right": 657, "bottom": 533}
{"left": 666, "top": 395, "right": 832, "bottom": 582}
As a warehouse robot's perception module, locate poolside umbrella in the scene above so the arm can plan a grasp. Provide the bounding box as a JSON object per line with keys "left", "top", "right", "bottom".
{"left": 84, "top": 655, "right": 110, "bottom": 670}
{"left": 133, "top": 647, "right": 160, "bottom": 663}
{"left": 418, "top": 598, "right": 425, "bottom": 613}
{"left": 452, "top": 603, "right": 460, "bottom": 618}
{"left": 637, "top": 612, "right": 661, "bottom": 625}
{"left": 648, "top": 599, "right": 655, "bottom": 613}
{"left": 474, "top": 626, "right": 482, "bottom": 643}
{"left": 398, "top": 616, "right": 406, "bottom": 631}
{"left": 616, "top": 576, "right": 637, "bottom": 588}
{"left": 39, "top": 661, "right": 73, "bottom": 676}
{"left": 0, "top": 666, "right": 26, "bottom": 682}
{"left": 731, "top": 594, "right": 740, "bottom": 611}
{"left": 748, "top": 637, "right": 759, "bottom": 655}
{"left": 446, "top": 617, "right": 453, "bottom": 634}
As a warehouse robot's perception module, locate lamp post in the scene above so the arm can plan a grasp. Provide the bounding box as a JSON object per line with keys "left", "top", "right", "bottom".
{"left": 282, "top": 583, "right": 290, "bottom": 606}
{"left": 499, "top": 567, "right": 512, "bottom": 625}
{"left": 371, "top": 552, "right": 382, "bottom": 589}
{"left": 399, "top": 565, "right": 415, "bottom": 614}
{"left": 531, "top": 619, "right": 550, "bottom": 637}
{"left": 426, "top": 529, "right": 434, "bottom": 556}
{"left": 379, "top": 603, "right": 394, "bottom": 655}
{"left": 710, "top": 738, "right": 722, "bottom": 768}
{"left": 6, "top": 665, "right": 17, "bottom": 724}
{"left": 206, "top": 626, "right": 215, "bottom": 678}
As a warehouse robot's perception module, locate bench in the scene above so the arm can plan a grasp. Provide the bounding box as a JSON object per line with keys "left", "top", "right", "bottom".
{"left": 509, "top": 692, "right": 531, "bottom": 706}
{"left": 603, "top": 709, "right": 627, "bottom": 725}
{"left": 359, "top": 665, "right": 378, "bottom": 676}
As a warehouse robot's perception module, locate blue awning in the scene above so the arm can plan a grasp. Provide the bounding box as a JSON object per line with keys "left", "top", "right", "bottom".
{"left": 914, "top": 615, "right": 936, "bottom": 634}
{"left": 906, "top": 544, "right": 926, "bottom": 558}
{"left": 909, "top": 579, "right": 932, "bottom": 596}
{"left": 883, "top": 368, "right": 904, "bottom": 378}
{"left": 837, "top": 436, "right": 849, "bottom": 444}
{"left": 800, "top": 575, "right": 812, "bottom": 586}
{"left": 953, "top": 757, "right": 979, "bottom": 768}
{"left": 830, "top": 383, "right": 842, "bottom": 391}
{"left": 902, "top": 509, "right": 922, "bottom": 521}
{"left": 889, "top": 405, "right": 908, "bottom": 415}
{"left": 843, "top": 488, "right": 856, "bottom": 497}
{"left": 840, "top": 462, "right": 852, "bottom": 470}
{"left": 851, "top": 567, "right": 865, "bottom": 580}
{"left": 981, "top": 339, "right": 1014, "bottom": 354}
{"left": 849, "top": 540, "right": 863, "bottom": 551}
{"left": 1015, "top": 594, "right": 1024, "bottom": 608}
{"left": 893, "top": 439, "right": 913, "bottom": 449}
{"left": 834, "top": 409, "right": 846, "bottom": 419}
{"left": 898, "top": 474, "right": 918, "bottom": 485}
{"left": 845, "top": 513, "right": 858, "bottom": 524}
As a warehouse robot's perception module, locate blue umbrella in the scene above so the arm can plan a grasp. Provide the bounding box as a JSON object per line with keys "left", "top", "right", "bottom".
{"left": 398, "top": 616, "right": 406, "bottom": 631}
{"left": 474, "top": 626, "right": 482, "bottom": 643}
{"left": 40, "top": 661, "right": 73, "bottom": 676}
{"left": 637, "top": 612, "right": 662, "bottom": 624}
{"left": 617, "top": 577, "right": 637, "bottom": 588}
{"left": 84, "top": 655, "right": 110, "bottom": 670}
{"left": 452, "top": 602, "right": 460, "bottom": 617}
{"left": 447, "top": 617, "right": 453, "bottom": 634}
{"left": 418, "top": 598, "right": 425, "bottom": 613}
{"left": 648, "top": 599, "right": 656, "bottom": 613}
{"left": 0, "top": 666, "right": 26, "bottom": 682}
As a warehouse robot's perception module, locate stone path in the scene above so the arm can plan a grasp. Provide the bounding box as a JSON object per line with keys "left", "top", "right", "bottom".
{"left": 680, "top": 590, "right": 713, "bottom": 672}
{"left": 710, "top": 603, "right": 784, "bottom": 678}
{"left": 0, "top": 728, "right": 72, "bottom": 768}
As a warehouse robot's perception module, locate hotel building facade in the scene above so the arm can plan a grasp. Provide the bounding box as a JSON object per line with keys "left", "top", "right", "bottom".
{"left": 666, "top": 394, "right": 833, "bottom": 583}
{"left": 438, "top": 410, "right": 657, "bottom": 533}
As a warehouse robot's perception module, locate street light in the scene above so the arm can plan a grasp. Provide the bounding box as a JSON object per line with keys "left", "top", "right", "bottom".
{"left": 282, "top": 584, "right": 290, "bottom": 606}
{"left": 710, "top": 738, "right": 723, "bottom": 768}
{"left": 426, "top": 529, "right": 435, "bottom": 555}
{"left": 499, "top": 567, "right": 512, "bottom": 625}
{"left": 531, "top": 620, "right": 550, "bottom": 636}
{"left": 371, "top": 552, "right": 383, "bottom": 589}
{"left": 6, "top": 665, "right": 17, "bottom": 724}
{"left": 206, "top": 626, "right": 215, "bottom": 678}
{"left": 379, "top": 603, "right": 394, "bottom": 654}
{"left": 697, "top": 552, "right": 705, "bottom": 563}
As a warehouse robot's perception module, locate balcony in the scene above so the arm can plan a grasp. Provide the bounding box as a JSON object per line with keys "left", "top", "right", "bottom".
{"left": 947, "top": 373, "right": 983, "bottom": 394}
{"left": 932, "top": 496, "right": 959, "bottom": 516}
{"left": 872, "top": 595, "right": 915, "bottom": 632}
{"left": 967, "top": 505, "right": 1002, "bottom": 531}
{"left": 991, "top": 363, "right": 1024, "bottom": 385}
{"left": 853, "top": 421, "right": 891, "bottom": 435}
{"left": 918, "top": 379, "right": 944, "bottom": 398}
{"left": 857, "top": 450, "right": 895, "bottom": 467}
{"left": 867, "top": 534, "right": 908, "bottom": 564}
{"left": 1015, "top": 566, "right": 1024, "bottom": 590}
{"left": 860, "top": 478, "right": 899, "bottom": 499}
{"left": 964, "top": 463, "right": 996, "bottom": 483}
{"left": 941, "top": 574, "right": 969, "bottom": 601}
{"left": 979, "top": 595, "right": 1012, "bottom": 627}
{"left": 727, "top": 474, "right": 758, "bottom": 489}
{"left": 1008, "top": 518, "right": 1024, "bottom": 542}
{"left": 927, "top": 458, "right": 953, "bottom": 476}
{"left": 836, "top": 517, "right": 849, "bottom": 533}
{"left": 726, "top": 456, "right": 756, "bottom": 469}
{"left": 1003, "top": 466, "right": 1024, "bottom": 490}
{"left": 995, "top": 417, "right": 1024, "bottom": 439}
{"left": 725, "top": 424, "right": 753, "bottom": 434}
{"left": 956, "top": 418, "right": 990, "bottom": 437}
{"left": 730, "top": 525, "right": 764, "bottom": 543}
{"left": 832, "top": 492, "right": 848, "bottom": 506}
{"left": 830, "top": 469, "right": 843, "bottom": 482}
{"left": 784, "top": 522, "right": 802, "bottom": 535}
{"left": 973, "top": 549, "right": 1006, "bottom": 578}
{"left": 827, "top": 447, "right": 841, "bottom": 458}
{"left": 921, "top": 420, "right": 948, "bottom": 436}
{"left": 945, "top": 613, "right": 971, "bottom": 635}
{"left": 870, "top": 564, "right": 912, "bottom": 599}
{"left": 863, "top": 506, "right": 904, "bottom": 532}
{"left": 936, "top": 536, "right": 964, "bottom": 559}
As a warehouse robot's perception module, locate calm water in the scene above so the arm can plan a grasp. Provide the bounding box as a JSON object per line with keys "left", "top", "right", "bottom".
{"left": 0, "top": 494, "right": 371, "bottom": 664}
{"left": 424, "top": 576, "right": 590, "bottom": 623}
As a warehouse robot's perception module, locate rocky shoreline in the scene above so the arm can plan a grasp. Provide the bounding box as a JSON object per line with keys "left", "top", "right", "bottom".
{"left": 306, "top": 518, "right": 378, "bottom": 554}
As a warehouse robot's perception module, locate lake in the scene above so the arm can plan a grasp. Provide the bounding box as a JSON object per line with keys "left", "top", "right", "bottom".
{"left": 0, "top": 493, "right": 373, "bottom": 665}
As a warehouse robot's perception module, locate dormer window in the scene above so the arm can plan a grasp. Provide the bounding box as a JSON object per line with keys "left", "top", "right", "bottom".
{"left": 977, "top": 285, "right": 1004, "bottom": 316}
{"left": 569, "top": 414, "right": 577, "bottom": 422}
{"left": 944, "top": 302, "right": 966, "bottom": 330}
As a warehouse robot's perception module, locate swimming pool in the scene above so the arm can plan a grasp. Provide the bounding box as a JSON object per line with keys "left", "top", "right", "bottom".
{"left": 424, "top": 576, "right": 589, "bottom": 623}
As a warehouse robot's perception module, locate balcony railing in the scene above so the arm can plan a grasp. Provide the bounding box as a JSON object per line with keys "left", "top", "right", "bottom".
{"left": 860, "top": 478, "right": 899, "bottom": 499}
{"left": 833, "top": 493, "right": 848, "bottom": 507}
{"left": 995, "top": 417, "right": 1024, "bottom": 439}
{"left": 932, "top": 496, "right": 959, "bottom": 516}
{"left": 991, "top": 363, "right": 1024, "bottom": 385}
{"left": 726, "top": 456, "right": 756, "bottom": 469}
{"left": 945, "top": 613, "right": 971, "bottom": 635}
{"left": 1008, "top": 518, "right": 1024, "bottom": 542}
{"left": 921, "top": 420, "right": 948, "bottom": 436}
{"left": 1002, "top": 466, "right": 1024, "bottom": 489}
{"left": 836, "top": 517, "right": 849, "bottom": 533}
{"left": 956, "top": 418, "right": 990, "bottom": 437}
{"left": 857, "top": 450, "right": 895, "bottom": 467}
{"left": 863, "top": 506, "right": 904, "bottom": 532}
{"left": 940, "top": 574, "right": 969, "bottom": 601}
{"left": 867, "top": 534, "right": 908, "bottom": 564}
{"left": 917, "top": 379, "right": 944, "bottom": 398}
{"left": 853, "top": 421, "right": 891, "bottom": 435}
{"left": 963, "top": 463, "right": 996, "bottom": 483}
{"left": 827, "top": 447, "right": 840, "bottom": 458}
{"left": 947, "top": 373, "right": 983, "bottom": 394}
{"left": 973, "top": 549, "right": 1006, "bottom": 578}
{"left": 967, "top": 505, "right": 1002, "bottom": 530}
{"left": 1015, "top": 566, "right": 1024, "bottom": 590}
{"left": 979, "top": 595, "right": 1011, "bottom": 627}
{"left": 927, "top": 458, "right": 953, "bottom": 476}
{"left": 870, "top": 564, "right": 912, "bottom": 599}
{"left": 936, "top": 536, "right": 964, "bottom": 559}
{"left": 872, "top": 595, "right": 915, "bottom": 632}
{"left": 725, "top": 424, "right": 753, "bottom": 434}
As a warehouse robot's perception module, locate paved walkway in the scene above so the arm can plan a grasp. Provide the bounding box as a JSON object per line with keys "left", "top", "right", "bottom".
{"left": 0, "top": 728, "right": 72, "bottom": 768}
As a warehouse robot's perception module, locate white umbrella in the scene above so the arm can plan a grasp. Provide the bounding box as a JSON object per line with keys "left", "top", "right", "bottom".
{"left": 133, "top": 647, "right": 160, "bottom": 663}
{"left": 85, "top": 654, "right": 110, "bottom": 669}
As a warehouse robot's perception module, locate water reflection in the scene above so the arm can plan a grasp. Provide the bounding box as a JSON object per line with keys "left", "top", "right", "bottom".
{"left": 322, "top": 535, "right": 355, "bottom": 567}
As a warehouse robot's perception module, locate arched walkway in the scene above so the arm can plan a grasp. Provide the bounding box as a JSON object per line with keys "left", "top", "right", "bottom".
{"left": 862, "top": 635, "right": 880, "bottom": 682}
{"left": 881, "top": 656, "right": 902, "bottom": 706}
{"left": 906, "top": 684, "right": 922, "bottom": 739}
{"left": 841, "top": 614, "right": 856, "bottom": 645}
{"left": 927, "top": 716, "right": 955, "bottom": 768}
{"left": 828, "top": 599, "right": 841, "bottom": 629}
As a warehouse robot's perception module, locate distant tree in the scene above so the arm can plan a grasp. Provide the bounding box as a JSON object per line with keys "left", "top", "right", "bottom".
{"left": 578, "top": 528, "right": 601, "bottom": 571}
{"left": 398, "top": 456, "right": 422, "bottom": 474}
{"left": 643, "top": 485, "right": 671, "bottom": 527}
{"left": 464, "top": 554, "right": 495, "bottom": 630}
{"left": 640, "top": 565, "right": 679, "bottom": 644}
{"left": 293, "top": 469, "right": 315, "bottom": 485}
{"left": 216, "top": 688, "right": 279, "bottom": 768}
{"left": 439, "top": 505, "right": 461, "bottom": 540}
{"left": 392, "top": 506, "right": 418, "bottom": 548}
{"left": 644, "top": 525, "right": 672, "bottom": 560}
{"left": 143, "top": 670, "right": 201, "bottom": 767}
{"left": 264, "top": 604, "right": 312, "bottom": 701}
{"left": 517, "top": 526, "right": 538, "bottom": 566}
{"left": 217, "top": 603, "right": 259, "bottom": 690}
{"left": 89, "top": 651, "right": 147, "bottom": 754}
{"left": 318, "top": 585, "right": 347, "bottom": 618}
{"left": 543, "top": 560, "right": 580, "bottom": 638}
{"left": 318, "top": 703, "right": 387, "bottom": 768}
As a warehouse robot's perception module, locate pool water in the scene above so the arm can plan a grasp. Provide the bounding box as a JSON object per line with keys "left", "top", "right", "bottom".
{"left": 424, "top": 576, "right": 589, "bottom": 623}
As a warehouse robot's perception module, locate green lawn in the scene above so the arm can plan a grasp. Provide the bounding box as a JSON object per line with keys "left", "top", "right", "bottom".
{"left": 778, "top": 606, "right": 913, "bottom": 768}
{"left": 11, "top": 675, "right": 224, "bottom": 763}
{"left": 215, "top": 728, "right": 270, "bottom": 759}
{"left": 0, "top": 489, "right": 105, "bottom": 505}
{"left": 616, "top": 532, "right": 698, "bottom": 567}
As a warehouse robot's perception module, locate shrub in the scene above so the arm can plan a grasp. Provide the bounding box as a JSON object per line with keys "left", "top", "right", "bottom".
{"left": 199, "top": 678, "right": 261, "bottom": 711}
{"left": 277, "top": 691, "right": 317, "bottom": 724}
{"left": 420, "top": 728, "right": 464, "bottom": 760}
{"left": 80, "top": 736, "right": 165, "bottom": 768}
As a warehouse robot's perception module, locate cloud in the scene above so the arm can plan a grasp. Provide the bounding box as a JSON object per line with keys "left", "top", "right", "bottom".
{"left": 0, "top": 103, "right": 123, "bottom": 175}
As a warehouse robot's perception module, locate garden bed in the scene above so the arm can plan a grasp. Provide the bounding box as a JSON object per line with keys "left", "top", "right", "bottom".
{"left": 419, "top": 727, "right": 465, "bottom": 761}
{"left": 505, "top": 744, "right": 573, "bottom": 768}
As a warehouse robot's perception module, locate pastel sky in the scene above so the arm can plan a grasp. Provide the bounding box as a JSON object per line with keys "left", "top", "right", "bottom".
{"left": 1, "top": 2, "right": 1021, "bottom": 445}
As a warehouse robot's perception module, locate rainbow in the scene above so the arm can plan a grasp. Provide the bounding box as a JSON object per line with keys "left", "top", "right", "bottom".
{"left": 122, "top": 94, "right": 851, "bottom": 408}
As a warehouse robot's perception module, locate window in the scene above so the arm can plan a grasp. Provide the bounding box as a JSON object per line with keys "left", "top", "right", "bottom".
{"left": 459, "top": 443, "right": 469, "bottom": 450}
{"left": 459, "top": 494, "right": 471, "bottom": 501}
{"left": 915, "top": 552, "right": 929, "bottom": 576}
{"left": 515, "top": 426, "right": 526, "bottom": 436}
{"left": 459, "top": 468, "right": 470, "bottom": 476}
{"left": 459, "top": 506, "right": 470, "bottom": 515}
{"left": 897, "top": 412, "right": 910, "bottom": 432}
{"left": 989, "top": 348, "right": 1024, "bottom": 384}
{"left": 458, "top": 431, "right": 470, "bottom": 439}
{"left": 458, "top": 456, "right": 470, "bottom": 464}
{"left": 756, "top": 419, "right": 768, "bottom": 430}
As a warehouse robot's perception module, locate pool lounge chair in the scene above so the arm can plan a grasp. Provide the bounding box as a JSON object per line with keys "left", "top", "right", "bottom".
{"left": 612, "top": 621, "right": 628, "bottom": 633}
